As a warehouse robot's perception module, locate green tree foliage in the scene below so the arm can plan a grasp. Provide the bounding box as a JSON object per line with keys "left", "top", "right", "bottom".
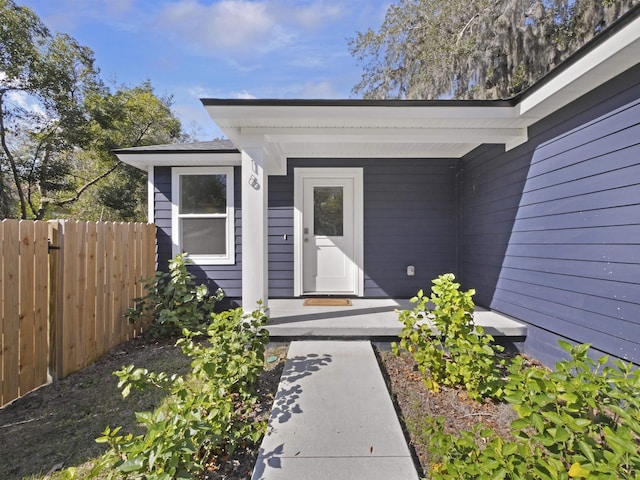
{"left": 350, "top": 0, "right": 637, "bottom": 100}
{"left": 0, "top": 0, "right": 183, "bottom": 220}
{"left": 64, "top": 82, "right": 183, "bottom": 221}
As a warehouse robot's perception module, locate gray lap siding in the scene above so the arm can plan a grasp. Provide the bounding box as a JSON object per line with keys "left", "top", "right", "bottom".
{"left": 268, "top": 158, "right": 458, "bottom": 298}
{"left": 458, "top": 64, "right": 640, "bottom": 366}
{"left": 154, "top": 166, "right": 243, "bottom": 306}
{"left": 156, "top": 159, "right": 457, "bottom": 303}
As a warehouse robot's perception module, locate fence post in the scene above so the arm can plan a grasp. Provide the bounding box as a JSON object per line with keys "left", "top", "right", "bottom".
{"left": 48, "top": 220, "right": 63, "bottom": 381}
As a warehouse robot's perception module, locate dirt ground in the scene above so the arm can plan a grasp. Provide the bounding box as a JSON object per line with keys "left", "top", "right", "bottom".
{"left": 376, "top": 348, "right": 519, "bottom": 477}
{"left": 0, "top": 336, "right": 286, "bottom": 480}
{"left": 1, "top": 336, "right": 525, "bottom": 479}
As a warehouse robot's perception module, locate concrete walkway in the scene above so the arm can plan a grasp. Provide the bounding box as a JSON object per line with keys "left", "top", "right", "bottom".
{"left": 252, "top": 341, "right": 419, "bottom": 480}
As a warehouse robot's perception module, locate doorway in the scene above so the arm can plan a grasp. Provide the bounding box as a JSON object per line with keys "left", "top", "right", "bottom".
{"left": 294, "top": 168, "right": 363, "bottom": 296}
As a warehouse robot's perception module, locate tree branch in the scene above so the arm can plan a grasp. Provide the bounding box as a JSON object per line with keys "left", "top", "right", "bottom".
{"left": 45, "top": 160, "right": 122, "bottom": 207}
{"left": 0, "top": 94, "right": 29, "bottom": 218}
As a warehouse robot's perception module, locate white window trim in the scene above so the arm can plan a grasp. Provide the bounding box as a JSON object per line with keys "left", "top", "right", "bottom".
{"left": 171, "top": 167, "right": 235, "bottom": 265}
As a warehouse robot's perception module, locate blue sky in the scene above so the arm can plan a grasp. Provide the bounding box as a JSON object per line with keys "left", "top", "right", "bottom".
{"left": 18, "top": 0, "right": 390, "bottom": 140}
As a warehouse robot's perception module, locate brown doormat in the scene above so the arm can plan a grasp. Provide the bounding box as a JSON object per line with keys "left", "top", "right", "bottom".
{"left": 303, "top": 298, "right": 352, "bottom": 306}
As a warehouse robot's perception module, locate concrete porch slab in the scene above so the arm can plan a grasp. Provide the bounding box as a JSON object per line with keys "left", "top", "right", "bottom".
{"left": 265, "top": 299, "right": 527, "bottom": 339}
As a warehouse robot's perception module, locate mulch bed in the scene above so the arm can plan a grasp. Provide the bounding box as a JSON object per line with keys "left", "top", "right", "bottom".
{"left": 376, "top": 348, "right": 520, "bottom": 477}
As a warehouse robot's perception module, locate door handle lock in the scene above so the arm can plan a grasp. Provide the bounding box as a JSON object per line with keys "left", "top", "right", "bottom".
{"left": 304, "top": 227, "right": 309, "bottom": 234}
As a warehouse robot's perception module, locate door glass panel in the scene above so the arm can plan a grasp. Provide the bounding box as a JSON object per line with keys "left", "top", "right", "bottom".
{"left": 314, "top": 186, "right": 343, "bottom": 236}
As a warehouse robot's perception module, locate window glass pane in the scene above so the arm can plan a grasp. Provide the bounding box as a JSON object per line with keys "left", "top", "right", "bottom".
{"left": 314, "top": 186, "right": 343, "bottom": 236}
{"left": 180, "top": 175, "right": 226, "bottom": 214}
{"left": 181, "top": 218, "right": 227, "bottom": 255}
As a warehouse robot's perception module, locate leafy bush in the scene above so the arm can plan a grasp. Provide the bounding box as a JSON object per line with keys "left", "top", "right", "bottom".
{"left": 393, "top": 273, "right": 505, "bottom": 400}
{"left": 126, "top": 253, "right": 224, "bottom": 337}
{"left": 426, "top": 341, "right": 640, "bottom": 479}
{"left": 93, "top": 306, "right": 270, "bottom": 479}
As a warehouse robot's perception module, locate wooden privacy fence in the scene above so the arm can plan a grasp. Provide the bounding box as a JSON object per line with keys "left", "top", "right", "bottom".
{"left": 1, "top": 219, "right": 156, "bottom": 408}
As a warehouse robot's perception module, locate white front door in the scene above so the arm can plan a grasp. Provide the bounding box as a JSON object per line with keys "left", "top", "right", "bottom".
{"left": 294, "top": 168, "right": 363, "bottom": 296}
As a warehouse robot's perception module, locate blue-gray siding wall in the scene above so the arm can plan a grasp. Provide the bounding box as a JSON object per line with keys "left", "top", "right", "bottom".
{"left": 269, "top": 158, "right": 457, "bottom": 297}
{"left": 154, "top": 166, "right": 243, "bottom": 305}
{"left": 458, "top": 64, "right": 640, "bottom": 366}
{"left": 156, "top": 159, "right": 456, "bottom": 302}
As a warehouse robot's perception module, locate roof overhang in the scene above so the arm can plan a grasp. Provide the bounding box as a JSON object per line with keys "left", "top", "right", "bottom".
{"left": 114, "top": 141, "right": 241, "bottom": 170}
{"left": 115, "top": 151, "right": 241, "bottom": 170}
{"left": 201, "top": 7, "right": 640, "bottom": 173}
{"left": 202, "top": 101, "right": 527, "bottom": 170}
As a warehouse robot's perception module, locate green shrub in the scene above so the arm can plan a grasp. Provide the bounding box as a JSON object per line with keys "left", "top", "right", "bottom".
{"left": 126, "top": 253, "right": 224, "bottom": 337}
{"left": 393, "top": 273, "right": 505, "bottom": 400}
{"left": 426, "top": 341, "right": 640, "bottom": 479}
{"left": 93, "top": 306, "right": 270, "bottom": 479}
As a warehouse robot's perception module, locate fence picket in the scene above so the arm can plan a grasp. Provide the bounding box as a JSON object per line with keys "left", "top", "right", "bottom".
{"left": 1, "top": 220, "right": 155, "bottom": 407}
{"left": 2, "top": 220, "right": 20, "bottom": 405}
{"left": 103, "top": 222, "right": 114, "bottom": 350}
{"left": 34, "top": 221, "right": 49, "bottom": 386}
{"left": 120, "top": 223, "right": 130, "bottom": 340}
{"left": 18, "top": 220, "right": 36, "bottom": 395}
{"left": 95, "top": 222, "right": 106, "bottom": 357}
{"left": 48, "top": 221, "right": 62, "bottom": 384}
{"left": 111, "top": 225, "right": 122, "bottom": 346}
{"left": 0, "top": 222, "right": 4, "bottom": 404}
{"left": 61, "top": 221, "right": 77, "bottom": 379}
{"left": 85, "top": 222, "right": 98, "bottom": 363}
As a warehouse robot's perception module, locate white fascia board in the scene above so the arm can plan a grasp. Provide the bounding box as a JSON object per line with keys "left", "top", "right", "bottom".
{"left": 518, "top": 15, "right": 640, "bottom": 119}
{"left": 116, "top": 152, "right": 241, "bottom": 170}
{"left": 207, "top": 105, "right": 521, "bottom": 131}
{"left": 243, "top": 127, "right": 528, "bottom": 145}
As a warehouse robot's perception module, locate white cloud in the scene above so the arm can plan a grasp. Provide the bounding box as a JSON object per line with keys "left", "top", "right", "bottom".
{"left": 281, "top": 0, "right": 345, "bottom": 30}
{"left": 6, "top": 91, "right": 46, "bottom": 116}
{"left": 156, "top": 1, "right": 290, "bottom": 57}
{"left": 154, "top": 0, "right": 347, "bottom": 60}
{"left": 187, "top": 85, "right": 256, "bottom": 100}
{"left": 231, "top": 89, "right": 257, "bottom": 99}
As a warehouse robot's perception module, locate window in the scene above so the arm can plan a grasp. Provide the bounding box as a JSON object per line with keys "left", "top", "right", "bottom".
{"left": 171, "top": 167, "right": 235, "bottom": 265}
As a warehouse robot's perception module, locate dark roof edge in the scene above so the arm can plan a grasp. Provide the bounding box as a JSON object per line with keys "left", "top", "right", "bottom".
{"left": 114, "top": 148, "right": 239, "bottom": 155}
{"left": 113, "top": 139, "right": 239, "bottom": 155}
{"left": 201, "top": 4, "right": 640, "bottom": 109}
{"left": 200, "top": 97, "right": 516, "bottom": 108}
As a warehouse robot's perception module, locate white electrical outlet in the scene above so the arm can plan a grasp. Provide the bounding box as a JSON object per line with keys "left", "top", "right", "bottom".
{"left": 407, "top": 265, "right": 415, "bottom": 276}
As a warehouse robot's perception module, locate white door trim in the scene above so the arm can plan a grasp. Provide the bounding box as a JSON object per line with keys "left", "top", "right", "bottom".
{"left": 294, "top": 167, "right": 364, "bottom": 297}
